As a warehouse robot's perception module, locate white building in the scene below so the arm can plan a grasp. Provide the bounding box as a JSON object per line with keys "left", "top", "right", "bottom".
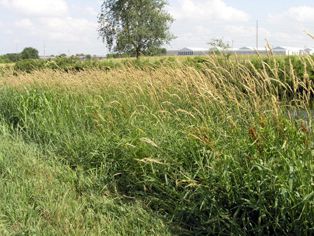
{"left": 236, "top": 47, "right": 269, "bottom": 55}
{"left": 272, "top": 46, "right": 303, "bottom": 55}
{"left": 167, "top": 46, "right": 270, "bottom": 56}
{"left": 40, "top": 55, "right": 56, "bottom": 60}
{"left": 238, "top": 47, "right": 255, "bottom": 55}
{"left": 167, "top": 46, "right": 310, "bottom": 56}
{"left": 167, "top": 47, "right": 209, "bottom": 56}
{"left": 303, "top": 48, "right": 314, "bottom": 55}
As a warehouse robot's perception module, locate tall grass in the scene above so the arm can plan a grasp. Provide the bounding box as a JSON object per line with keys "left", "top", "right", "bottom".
{"left": 0, "top": 55, "right": 313, "bottom": 234}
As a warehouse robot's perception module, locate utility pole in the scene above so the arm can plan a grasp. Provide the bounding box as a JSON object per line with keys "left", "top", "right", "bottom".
{"left": 43, "top": 42, "right": 46, "bottom": 58}
{"left": 256, "top": 19, "right": 259, "bottom": 50}
{"left": 15, "top": 43, "right": 18, "bottom": 62}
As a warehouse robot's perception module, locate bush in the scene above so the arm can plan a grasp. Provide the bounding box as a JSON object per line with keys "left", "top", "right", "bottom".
{"left": 14, "top": 59, "right": 46, "bottom": 73}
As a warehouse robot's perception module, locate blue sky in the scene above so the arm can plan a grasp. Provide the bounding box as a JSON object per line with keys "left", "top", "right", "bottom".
{"left": 1, "top": 0, "right": 314, "bottom": 55}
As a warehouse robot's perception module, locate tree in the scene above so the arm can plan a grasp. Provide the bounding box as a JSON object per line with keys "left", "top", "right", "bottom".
{"left": 98, "top": 0, "right": 174, "bottom": 58}
{"left": 208, "top": 38, "right": 231, "bottom": 58}
{"left": 2, "top": 53, "right": 20, "bottom": 62}
{"left": 208, "top": 39, "right": 230, "bottom": 53}
{"left": 20, "top": 47, "right": 39, "bottom": 60}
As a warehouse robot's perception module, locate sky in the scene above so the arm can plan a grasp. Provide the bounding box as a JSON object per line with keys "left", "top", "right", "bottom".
{"left": 0, "top": 0, "right": 314, "bottom": 55}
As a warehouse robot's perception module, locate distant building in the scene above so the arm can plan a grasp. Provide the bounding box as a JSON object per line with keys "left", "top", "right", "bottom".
{"left": 179, "top": 47, "right": 209, "bottom": 56}
{"left": 167, "top": 46, "right": 269, "bottom": 56}
{"left": 209, "top": 47, "right": 237, "bottom": 54}
{"left": 92, "top": 55, "right": 107, "bottom": 60}
{"left": 236, "top": 47, "right": 268, "bottom": 55}
{"left": 272, "top": 47, "right": 303, "bottom": 56}
{"left": 168, "top": 46, "right": 312, "bottom": 57}
{"left": 40, "top": 55, "right": 56, "bottom": 60}
{"left": 303, "top": 48, "right": 314, "bottom": 55}
{"left": 167, "top": 47, "right": 209, "bottom": 56}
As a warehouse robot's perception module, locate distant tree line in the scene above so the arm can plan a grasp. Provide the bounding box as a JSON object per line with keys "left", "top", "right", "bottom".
{"left": 0, "top": 48, "right": 100, "bottom": 63}
{"left": 106, "top": 48, "right": 167, "bottom": 58}
{"left": 0, "top": 47, "right": 39, "bottom": 63}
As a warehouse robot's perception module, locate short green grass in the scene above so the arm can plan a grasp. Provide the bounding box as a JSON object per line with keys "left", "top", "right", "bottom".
{"left": 0, "top": 126, "right": 170, "bottom": 235}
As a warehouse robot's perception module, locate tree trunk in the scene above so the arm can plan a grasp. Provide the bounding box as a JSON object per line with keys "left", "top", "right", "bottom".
{"left": 136, "top": 46, "right": 141, "bottom": 59}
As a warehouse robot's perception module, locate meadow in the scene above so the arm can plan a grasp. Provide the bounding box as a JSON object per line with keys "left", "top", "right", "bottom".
{"left": 0, "top": 55, "right": 313, "bottom": 235}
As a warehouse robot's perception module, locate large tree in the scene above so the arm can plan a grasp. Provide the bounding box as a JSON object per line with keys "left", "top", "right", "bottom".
{"left": 98, "top": 0, "right": 174, "bottom": 58}
{"left": 20, "top": 47, "right": 39, "bottom": 60}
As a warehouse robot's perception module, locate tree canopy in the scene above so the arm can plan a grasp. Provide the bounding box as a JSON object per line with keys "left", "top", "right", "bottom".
{"left": 98, "top": 0, "right": 174, "bottom": 58}
{"left": 0, "top": 47, "right": 39, "bottom": 63}
{"left": 20, "top": 47, "right": 39, "bottom": 60}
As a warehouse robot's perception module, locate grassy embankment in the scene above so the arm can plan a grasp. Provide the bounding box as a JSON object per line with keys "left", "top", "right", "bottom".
{"left": 0, "top": 55, "right": 313, "bottom": 235}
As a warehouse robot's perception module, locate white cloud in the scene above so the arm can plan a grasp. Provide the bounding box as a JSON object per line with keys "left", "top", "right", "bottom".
{"left": 287, "top": 6, "right": 314, "bottom": 22}
{"left": 0, "top": 0, "right": 105, "bottom": 55}
{"left": 0, "top": 0, "right": 68, "bottom": 17}
{"left": 222, "top": 25, "right": 271, "bottom": 47}
{"left": 170, "top": 0, "right": 249, "bottom": 22}
{"left": 168, "top": 0, "right": 250, "bottom": 49}
{"left": 269, "top": 5, "right": 314, "bottom": 23}
{"left": 225, "top": 26, "right": 271, "bottom": 39}
{"left": 86, "top": 7, "right": 98, "bottom": 16}
{"left": 0, "top": 0, "right": 98, "bottom": 47}
{"left": 15, "top": 18, "right": 33, "bottom": 29}
{"left": 38, "top": 17, "right": 97, "bottom": 43}
{"left": 266, "top": 5, "right": 314, "bottom": 47}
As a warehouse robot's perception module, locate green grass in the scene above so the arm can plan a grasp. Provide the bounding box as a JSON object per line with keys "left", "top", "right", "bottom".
{"left": 0, "top": 56, "right": 313, "bottom": 235}
{"left": 0, "top": 126, "right": 170, "bottom": 235}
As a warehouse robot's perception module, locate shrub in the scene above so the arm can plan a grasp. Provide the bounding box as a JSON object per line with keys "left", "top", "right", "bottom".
{"left": 14, "top": 59, "right": 45, "bottom": 73}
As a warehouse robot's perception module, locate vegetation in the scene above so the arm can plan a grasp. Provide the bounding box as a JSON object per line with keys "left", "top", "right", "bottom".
{"left": 0, "top": 47, "right": 39, "bottom": 63}
{"left": 20, "top": 47, "right": 39, "bottom": 60}
{"left": 208, "top": 38, "right": 230, "bottom": 51}
{"left": 0, "top": 53, "right": 20, "bottom": 63}
{"left": 98, "top": 0, "right": 174, "bottom": 58}
{"left": 0, "top": 131, "right": 170, "bottom": 235}
{"left": 0, "top": 55, "right": 313, "bottom": 235}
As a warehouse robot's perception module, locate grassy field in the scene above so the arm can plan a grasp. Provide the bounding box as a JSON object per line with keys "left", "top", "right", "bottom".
{"left": 0, "top": 56, "right": 313, "bottom": 235}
